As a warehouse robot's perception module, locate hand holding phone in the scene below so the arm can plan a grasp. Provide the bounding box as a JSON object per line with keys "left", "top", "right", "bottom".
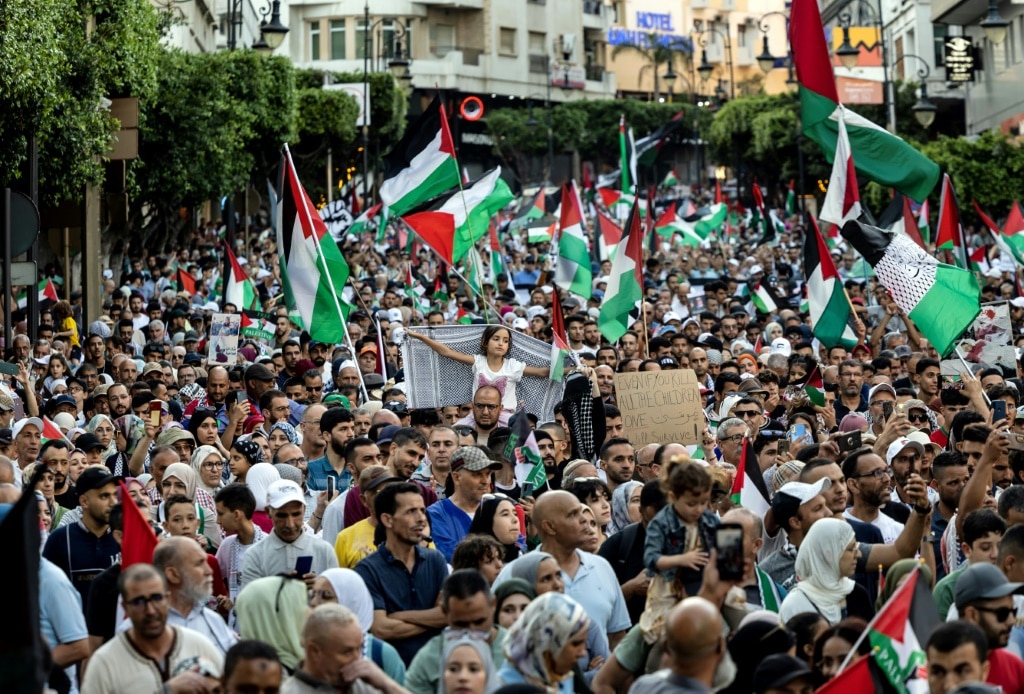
{"left": 294, "top": 556, "right": 313, "bottom": 576}
{"left": 992, "top": 400, "right": 1007, "bottom": 425}
{"left": 881, "top": 401, "right": 894, "bottom": 422}
{"left": 326, "top": 476, "right": 336, "bottom": 501}
{"left": 715, "top": 524, "right": 745, "bottom": 581}
{"left": 149, "top": 400, "right": 162, "bottom": 428}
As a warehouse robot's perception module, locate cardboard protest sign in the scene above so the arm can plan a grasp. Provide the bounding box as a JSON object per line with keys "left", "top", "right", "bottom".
{"left": 940, "top": 301, "right": 1014, "bottom": 375}
{"left": 613, "top": 369, "right": 704, "bottom": 446}
{"left": 208, "top": 313, "right": 241, "bottom": 364}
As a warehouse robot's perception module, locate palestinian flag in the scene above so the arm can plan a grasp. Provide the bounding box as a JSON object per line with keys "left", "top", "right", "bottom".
{"left": 660, "top": 168, "right": 680, "bottom": 189}
{"left": 511, "top": 189, "right": 546, "bottom": 230}
{"left": 654, "top": 203, "right": 703, "bottom": 247}
{"left": 1007, "top": 200, "right": 1024, "bottom": 237}
{"left": 785, "top": 179, "right": 797, "bottom": 216}
{"left": 827, "top": 566, "right": 939, "bottom": 693}
{"left": 751, "top": 281, "right": 778, "bottom": 314}
{"left": 751, "top": 183, "right": 777, "bottom": 246}
{"left": 175, "top": 267, "right": 197, "bottom": 295}
{"left": 975, "top": 200, "right": 1024, "bottom": 267}
{"left": 619, "top": 115, "right": 637, "bottom": 193}
{"left": 487, "top": 221, "right": 512, "bottom": 290}
{"left": 935, "top": 174, "right": 969, "bottom": 269}
{"left": 16, "top": 279, "right": 60, "bottom": 309}
{"left": 918, "top": 198, "right": 931, "bottom": 247}
{"left": 549, "top": 292, "right": 572, "bottom": 381}
{"left": 969, "top": 246, "right": 992, "bottom": 275}
{"left": 119, "top": 480, "right": 159, "bottom": 568}
{"left": 598, "top": 199, "right": 644, "bottom": 343}
{"left": 40, "top": 417, "right": 66, "bottom": 443}
{"left": 555, "top": 181, "right": 592, "bottom": 298}
{"left": 596, "top": 188, "right": 647, "bottom": 216}
{"left": 403, "top": 168, "right": 514, "bottom": 264}
{"left": 806, "top": 217, "right": 859, "bottom": 349}
{"left": 276, "top": 145, "right": 353, "bottom": 343}
{"left": 729, "top": 437, "right": 770, "bottom": 517}
{"left": 347, "top": 202, "right": 383, "bottom": 236}
{"left": 240, "top": 311, "right": 276, "bottom": 341}
{"left": 379, "top": 96, "right": 461, "bottom": 215}
{"left": 879, "top": 194, "right": 927, "bottom": 250}
{"left": 789, "top": 0, "right": 940, "bottom": 201}
{"left": 802, "top": 364, "right": 826, "bottom": 406}
{"left": 527, "top": 218, "right": 557, "bottom": 244}
{"left": 841, "top": 218, "right": 980, "bottom": 357}
{"left": 681, "top": 203, "right": 728, "bottom": 240}
{"left": 224, "top": 246, "right": 259, "bottom": 311}
{"left": 456, "top": 307, "right": 473, "bottom": 324}
{"left": 820, "top": 111, "right": 862, "bottom": 227}
{"left": 594, "top": 209, "right": 623, "bottom": 262}
{"left": 636, "top": 111, "right": 684, "bottom": 167}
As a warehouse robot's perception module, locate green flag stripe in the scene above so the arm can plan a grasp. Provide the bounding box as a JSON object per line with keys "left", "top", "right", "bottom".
{"left": 907, "top": 264, "right": 981, "bottom": 357}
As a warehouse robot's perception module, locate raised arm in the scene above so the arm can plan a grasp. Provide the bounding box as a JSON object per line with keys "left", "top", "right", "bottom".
{"left": 407, "top": 330, "right": 474, "bottom": 366}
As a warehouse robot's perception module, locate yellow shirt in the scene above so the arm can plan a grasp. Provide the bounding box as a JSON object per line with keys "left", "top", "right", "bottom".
{"left": 335, "top": 519, "right": 377, "bottom": 569}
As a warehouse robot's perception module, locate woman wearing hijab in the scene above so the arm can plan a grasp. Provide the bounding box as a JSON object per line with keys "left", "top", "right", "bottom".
{"left": 86, "top": 414, "right": 118, "bottom": 461}
{"left": 440, "top": 637, "right": 498, "bottom": 694}
{"left": 188, "top": 409, "right": 223, "bottom": 449}
{"left": 498, "top": 592, "right": 590, "bottom": 693}
{"left": 191, "top": 445, "right": 226, "bottom": 496}
{"left": 268, "top": 421, "right": 299, "bottom": 458}
{"left": 160, "top": 462, "right": 222, "bottom": 549}
{"left": 244, "top": 462, "right": 280, "bottom": 533}
{"left": 719, "top": 611, "right": 794, "bottom": 694}
{"left": 235, "top": 576, "right": 306, "bottom": 672}
{"left": 468, "top": 495, "right": 523, "bottom": 564}
{"left": 309, "top": 568, "right": 406, "bottom": 684}
{"left": 608, "top": 480, "right": 642, "bottom": 535}
{"left": 780, "top": 517, "right": 874, "bottom": 624}
{"left": 494, "top": 579, "right": 536, "bottom": 630}
{"left": 229, "top": 438, "right": 265, "bottom": 484}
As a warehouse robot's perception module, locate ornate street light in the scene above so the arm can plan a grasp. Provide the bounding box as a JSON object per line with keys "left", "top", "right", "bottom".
{"left": 980, "top": 0, "right": 1010, "bottom": 44}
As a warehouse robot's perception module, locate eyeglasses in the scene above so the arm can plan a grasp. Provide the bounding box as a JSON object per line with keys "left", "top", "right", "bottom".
{"left": 855, "top": 468, "right": 892, "bottom": 481}
{"left": 201, "top": 461, "right": 224, "bottom": 471}
{"left": 482, "top": 492, "right": 512, "bottom": 502}
{"left": 124, "top": 592, "right": 167, "bottom": 610}
{"left": 281, "top": 457, "right": 308, "bottom": 467}
{"left": 908, "top": 413, "right": 929, "bottom": 423}
{"left": 973, "top": 605, "right": 1016, "bottom": 622}
{"left": 734, "top": 410, "right": 761, "bottom": 419}
{"left": 719, "top": 434, "right": 745, "bottom": 444}
{"left": 473, "top": 403, "right": 500, "bottom": 411}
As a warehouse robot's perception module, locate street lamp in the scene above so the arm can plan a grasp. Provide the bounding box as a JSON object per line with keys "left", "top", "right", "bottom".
{"left": 697, "top": 49, "right": 715, "bottom": 82}
{"left": 892, "top": 53, "right": 938, "bottom": 128}
{"left": 835, "top": 1, "right": 894, "bottom": 132}
{"left": 755, "top": 11, "right": 790, "bottom": 73}
{"left": 980, "top": 0, "right": 1010, "bottom": 44}
{"left": 835, "top": 22, "right": 861, "bottom": 70}
{"left": 693, "top": 23, "right": 735, "bottom": 98}
{"left": 226, "top": 0, "right": 289, "bottom": 51}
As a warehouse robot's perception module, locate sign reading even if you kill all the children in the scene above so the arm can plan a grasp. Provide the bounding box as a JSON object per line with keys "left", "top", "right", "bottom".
{"left": 613, "top": 369, "right": 703, "bottom": 446}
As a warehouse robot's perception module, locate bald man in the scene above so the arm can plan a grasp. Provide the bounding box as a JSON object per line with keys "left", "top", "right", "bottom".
{"left": 635, "top": 443, "right": 660, "bottom": 483}
{"left": 630, "top": 597, "right": 725, "bottom": 692}
{"left": 371, "top": 408, "right": 401, "bottom": 428}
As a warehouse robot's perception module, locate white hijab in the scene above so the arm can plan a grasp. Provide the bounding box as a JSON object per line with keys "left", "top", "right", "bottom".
{"left": 791, "top": 517, "right": 856, "bottom": 624}
{"left": 245, "top": 463, "right": 281, "bottom": 512}
{"left": 320, "top": 568, "right": 374, "bottom": 633}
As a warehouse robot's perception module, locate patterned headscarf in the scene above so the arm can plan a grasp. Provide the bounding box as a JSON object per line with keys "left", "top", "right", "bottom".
{"left": 178, "top": 382, "right": 206, "bottom": 406}
{"left": 232, "top": 438, "right": 265, "bottom": 467}
{"left": 86, "top": 414, "right": 118, "bottom": 459}
{"left": 503, "top": 592, "right": 589, "bottom": 687}
{"left": 114, "top": 415, "right": 146, "bottom": 456}
{"left": 609, "top": 481, "right": 643, "bottom": 535}
{"left": 270, "top": 421, "right": 299, "bottom": 445}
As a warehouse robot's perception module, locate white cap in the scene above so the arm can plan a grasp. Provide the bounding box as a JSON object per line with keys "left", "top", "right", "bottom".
{"left": 770, "top": 337, "right": 791, "bottom": 357}
{"left": 985, "top": 268, "right": 1003, "bottom": 279}
{"left": 886, "top": 437, "right": 925, "bottom": 466}
{"left": 718, "top": 394, "right": 743, "bottom": 420}
{"left": 266, "top": 480, "right": 306, "bottom": 509}
{"left": 12, "top": 417, "right": 44, "bottom": 438}
{"left": 1011, "top": 297, "right": 1024, "bottom": 309}
{"left": 52, "top": 412, "right": 77, "bottom": 433}
{"left": 526, "top": 306, "right": 547, "bottom": 321}
{"left": 662, "top": 312, "right": 683, "bottom": 323}
{"left": 749, "top": 264, "right": 764, "bottom": 275}
{"left": 868, "top": 383, "right": 897, "bottom": 403}
{"left": 386, "top": 308, "right": 404, "bottom": 323}
{"left": 906, "top": 430, "right": 941, "bottom": 455}
{"left": 512, "top": 317, "right": 529, "bottom": 330}
{"left": 777, "top": 477, "right": 832, "bottom": 504}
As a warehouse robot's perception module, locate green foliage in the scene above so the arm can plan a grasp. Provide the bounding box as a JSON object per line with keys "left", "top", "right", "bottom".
{"left": 0, "top": 0, "right": 161, "bottom": 204}
{"left": 920, "top": 130, "right": 1024, "bottom": 222}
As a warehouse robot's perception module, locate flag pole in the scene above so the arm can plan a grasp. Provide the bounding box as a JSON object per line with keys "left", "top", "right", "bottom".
{"left": 283, "top": 144, "right": 370, "bottom": 405}
{"left": 955, "top": 346, "right": 992, "bottom": 406}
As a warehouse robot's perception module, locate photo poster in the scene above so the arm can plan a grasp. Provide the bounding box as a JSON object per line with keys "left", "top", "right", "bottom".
{"left": 208, "top": 313, "right": 241, "bottom": 364}
{"left": 941, "top": 301, "right": 1014, "bottom": 375}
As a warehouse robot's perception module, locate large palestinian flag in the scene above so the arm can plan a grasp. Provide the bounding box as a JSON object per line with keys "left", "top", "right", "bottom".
{"left": 729, "top": 437, "right": 770, "bottom": 517}
{"left": 805, "top": 217, "right": 858, "bottom": 349}
{"left": 598, "top": 198, "right": 644, "bottom": 343}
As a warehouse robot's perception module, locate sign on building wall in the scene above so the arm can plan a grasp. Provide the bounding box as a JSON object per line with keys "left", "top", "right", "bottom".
{"left": 944, "top": 37, "right": 976, "bottom": 83}
{"left": 831, "top": 26, "right": 885, "bottom": 105}
{"left": 607, "top": 11, "right": 693, "bottom": 52}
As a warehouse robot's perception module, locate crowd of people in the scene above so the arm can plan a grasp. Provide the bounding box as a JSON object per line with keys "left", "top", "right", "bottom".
{"left": 4, "top": 207, "right": 1024, "bottom": 694}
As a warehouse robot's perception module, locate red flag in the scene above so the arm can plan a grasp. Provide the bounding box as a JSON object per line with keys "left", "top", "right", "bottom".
{"left": 1007, "top": 200, "right": 1024, "bottom": 236}
{"left": 176, "top": 268, "right": 196, "bottom": 295}
{"left": 816, "top": 653, "right": 878, "bottom": 693}
{"left": 936, "top": 174, "right": 968, "bottom": 268}
{"left": 714, "top": 178, "right": 723, "bottom": 204}
{"left": 373, "top": 317, "right": 388, "bottom": 378}
{"left": 350, "top": 185, "right": 360, "bottom": 216}
{"left": 596, "top": 210, "right": 623, "bottom": 247}
{"left": 119, "top": 480, "right": 158, "bottom": 568}
{"left": 901, "top": 196, "right": 926, "bottom": 249}
{"left": 551, "top": 286, "right": 570, "bottom": 347}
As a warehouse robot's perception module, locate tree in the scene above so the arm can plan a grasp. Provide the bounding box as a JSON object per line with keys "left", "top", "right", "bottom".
{"left": 610, "top": 33, "right": 694, "bottom": 102}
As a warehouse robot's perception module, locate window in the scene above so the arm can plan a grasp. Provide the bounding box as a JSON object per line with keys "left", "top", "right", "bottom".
{"left": 528, "top": 31, "right": 547, "bottom": 54}
{"left": 499, "top": 28, "right": 516, "bottom": 55}
{"left": 356, "top": 19, "right": 372, "bottom": 59}
{"left": 430, "top": 23, "right": 455, "bottom": 57}
{"left": 933, "top": 23, "right": 946, "bottom": 67}
{"left": 310, "top": 21, "right": 321, "bottom": 61}
{"left": 329, "top": 19, "right": 345, "bottom": 60}
{"left": 737, "top": 25, "right": 747, "bottom": 48}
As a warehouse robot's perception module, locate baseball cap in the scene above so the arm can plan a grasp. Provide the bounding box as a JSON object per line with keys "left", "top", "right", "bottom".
{"left": 662, "top": 312, "right": 683, "bottom": 323}
{"left": 0, "top": 391, "right": 14, "bottom": 412}
{"left": 183, "top": 330, "right": 200, "bottom": 342}
{"left": 48, "top": 394, "right": 77, "bottom": 411}
{"left": 749, "top": 263, "right": 764, "bottom": 275}
{"left": 906, "top": 430, "right": 942, "bottom": 456}
{"left": 955, "top": 563, "right": 1024, "bottom": 611}
{"left": 245, "top": 363, "right": 276, "bottom": 382}
{"left": 386, "top": 308, "right": 404, "bottom": 323}
{"left": 156, "top": 428, "right": 196, "bottom": 447}
{"left": 322, "top": 393, "right": 351, "bottom": 409}
{"left": 450, "top": 447, "right": 502, "bottom": 473}
{"left": 868, "top": 383, "right": 897, "bottom": 403}
{"left": 839, "top": 413, "right": 868, "bottom": 433}
{"left": 266, "top": 479, "right": 306, "bottom": 509}
{"left": 658, "top": 356, "right": 678, "bottom": 369}
{"left": 904, "top": 398, "right": 929, "bottom": 413}
{"left": 885, "top": 437, "right": 925, "bottom": 466}
{"left": 772, "top": 478, "right": 832, "bottom": 529}
{"left": 75, "top": 433, "right": 106, "bottom": 452}
{"left": 364, "top": 472, "right": 404, "bottom": 493}
{"left": 752, "top": 654, "right": 814, "bottom": 693}
{"left": 52, "top": 412, "right": 77, "bottom": 432}
{"left": 770, "top": 338, "right": 791, "bottom": 357}
{"left": 377, "top": 424, "right": 402, "bottom": 446}
{"left": 0, "top": 429, "right": 12, "bottom": 445}
{"left": 12, "top": 418, "right": 43, "bottom": 439}
{"left": 718, "top": 394, "right": 743, "bottom": 420}
{"left": 512, "top": 317, "right": 529, "bottom": 331}
{"left": 76, "top": 467, "right": 116, "bottom": 495}
{"left": 359, "top": 344, "right": 378, "bottom": 356}
{"left": 894, "top": 345, "right": 913, "bottom": 358}
{"left": 1011, "top": 297, "right": 1024, "bottom": 309}
{"left": 697, "top": 333, "right": 724, "bottom": 351}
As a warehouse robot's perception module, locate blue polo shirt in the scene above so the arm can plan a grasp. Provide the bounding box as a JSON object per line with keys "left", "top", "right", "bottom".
{"left": 43, "top": 521, "right": 121, "bottom": 605}
{"left": 306, "top": 455, "right": 353, "bottom": 492}
{"left": 354, "top": 543, "right": 448, "bottom": 665}
{"left": 426, "top": 498, "right": 474, "bottom": 562}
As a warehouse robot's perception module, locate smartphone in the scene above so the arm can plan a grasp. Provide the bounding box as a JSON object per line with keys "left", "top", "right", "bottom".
{"left": 0, "top": 362, "right": 19, "bottom": 377}
{"left": 896, "top": 403, "right": 907, "bottom": 416}
{"left": 149, "top": 400, "right": 162, "bottom": 427}
{"left": 294, "top": 556, "right": 314, "bottom": 575}
{"left": 881, "top": 401, "right": 894, "bottom": 422}
{"left": 1006, "top": 432, "right": 1024, "bottom": 451}
{"left": 715, "top": 524, "right": 745, "bottom": 581}
{"left": 521, "top": 482, "right": 535, "bottom": 500}
{"left": 326, "top": 476, "right": 336, "bottom": 500}
{"left": 992, "top": 400, "right": 1007, "bottom": 423}
{"left": 836, "top": 430, "right": 863, "bottom": 454}
{"left": 789, "top": 423, "right": 808, "bottom": 442}
{"left": 777, "top": 439, "right": 790, "bottom": 457}
{"left": 235, "top": 390, "right": 248, "bottom": 406}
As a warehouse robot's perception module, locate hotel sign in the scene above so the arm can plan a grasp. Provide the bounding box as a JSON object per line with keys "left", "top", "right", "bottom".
{"left": 944, "top": 37, "right": 975, "bottom": 83}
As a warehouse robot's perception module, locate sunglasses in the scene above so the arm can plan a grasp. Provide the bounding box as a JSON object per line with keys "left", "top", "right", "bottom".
{"left": 973, "top": 605, "right": 1016, "bottom": 622}
{"left": 908, "top": 413, "right": 929, "bottom": 423}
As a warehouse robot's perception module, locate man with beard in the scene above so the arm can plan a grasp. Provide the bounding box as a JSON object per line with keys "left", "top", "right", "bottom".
{"left": 595, "top": 364, "right": 616, "bottom": 404}
{"left": 11, "top": 416, "right": 42, "bottom": 485}
{"left": 956, "top": 563, "right": 1024, "bottom": 691}
{"left": 414, "top": 425, "right": 458, "bottom": 498}
{"left": 798, "top": 459, "right": 850, "bottom": 519}
{"left": 834, "top": 359, "right": 868, "bottom": 421}
{"left": 599, "top": 437, "right": 635, "bottom": 497}
{"left": 426, "top": 446, "right": 502, "bottom": 561}
{"left": 277, "top": 340, "right": 302, "bottom": 389}
{"left": 535, "top": 425, "right": 569, "bottom": 490}
{"left": 689, "top": 347, "right": 713, "bottom": 391}
{"left": 183, "top": 365, "right": 231, "bottom": 423}
{"left": 299, "top": 404, "right": 327, "bottom": 463}
{"left": 619, "top": 332, "right": 639, "bottom": 360}
{"left": 152, "top": 537, "right": 237, "bottom": 655}
{"left": 843, "top": 448, "right": 909, "bottom": 544}
{"left": 43, "top": 467, "right": 121, "bottom": 604}
{"left": 463, "top": 385, "right": 502, "bottom": 446}
{"left": 105, "top": 382, "right": 132, "bottom": 420}
{"left": 81, "top": 564, "right": 223, "bottom": 693}
{"left": 884, "top": 437, "right": 927, "bottom": 523}
{"left": 41, "top": 439, "right": 77, "bottom": 509}
{"left": 354, "top": 482, "right": 447, "bottom": 665}
{"left": 83, "top": 333, "right": 110, "bottom": 376}
{"left": 306, "top": 407, "right": 356, "bottom": 492}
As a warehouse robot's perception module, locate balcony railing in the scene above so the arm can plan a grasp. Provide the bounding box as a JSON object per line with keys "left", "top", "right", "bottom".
{"left": 585, "top": 64, "right": 605, "bottom": 80}
{"left": 431, "top": 44, "right": 485, "bottom": 65}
